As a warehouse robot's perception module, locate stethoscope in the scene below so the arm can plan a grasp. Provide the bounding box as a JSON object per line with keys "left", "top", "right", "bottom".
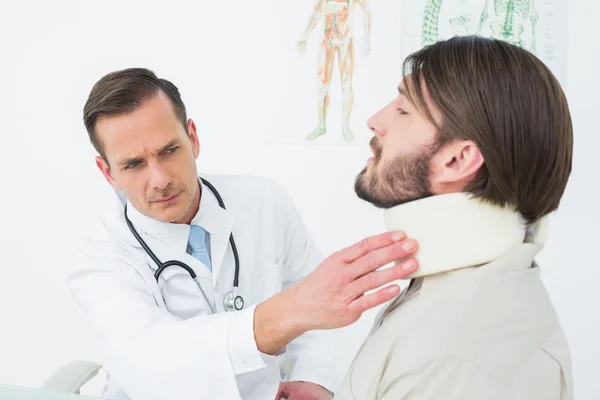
{"left": 123, "top": 177, "right": 244, "bottom": 313}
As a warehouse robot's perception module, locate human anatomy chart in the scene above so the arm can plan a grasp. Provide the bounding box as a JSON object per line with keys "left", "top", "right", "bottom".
{"left": 264, "top": 0, "right": 404, "bottom": 146}
{"left": 296, "top": 0, "right": 372, "bottom": 144}
{"left": 401, "top": 0, "right": 567, "bottom": 83}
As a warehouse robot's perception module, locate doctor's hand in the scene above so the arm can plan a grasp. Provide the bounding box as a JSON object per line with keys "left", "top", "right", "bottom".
{"left": 254, "top": 231, "right": 418, "bottom": 355}
{"left": 275, "top": 381, "right": 332, "bottom": 400}
{"left": 289, "top": 230, "right": 418, "bottom": 331}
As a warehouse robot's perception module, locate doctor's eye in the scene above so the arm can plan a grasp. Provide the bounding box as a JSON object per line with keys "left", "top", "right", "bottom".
{"left": 396, "top": 108, "right": 408, "bottom": 115}
{"left": 163, "top": 146, "right": 179, "bottom": 155}
{"left": 123, "top": 160, "right": 142, "bottom": 170}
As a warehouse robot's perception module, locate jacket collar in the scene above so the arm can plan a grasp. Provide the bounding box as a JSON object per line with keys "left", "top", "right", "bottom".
{"left": 382, "top": 192, "right": 549, "bottom": 279}
{"left": 124, "top": 177, "right": 235, "bottom": 282}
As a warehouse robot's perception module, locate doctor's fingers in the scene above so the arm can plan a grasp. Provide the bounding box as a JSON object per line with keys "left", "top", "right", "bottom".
{"left": 345, "top": 238, "right": 419, "bottom": 281}
{"left": 348, "top": 284, "right": 402, "bottom": 315}
{"left": 337, "top": 231, "right": 408, "bottom": 264}
{"left": 347, "top": 257, "right": 418, "bottom": 300}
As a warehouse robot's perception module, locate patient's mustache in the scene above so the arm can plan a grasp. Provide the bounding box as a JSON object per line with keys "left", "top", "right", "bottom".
{"left": 370, "top": 137, "right": 382, "bottom": 160}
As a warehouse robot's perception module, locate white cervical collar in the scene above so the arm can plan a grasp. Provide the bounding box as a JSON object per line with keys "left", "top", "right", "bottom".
{"left": 382, "top": 193, "right": 549, "bottom": 279}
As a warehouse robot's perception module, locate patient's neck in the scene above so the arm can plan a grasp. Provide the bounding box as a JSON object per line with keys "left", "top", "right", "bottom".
{"left": 382, "top": 193, "right": 533, "bottom": 279}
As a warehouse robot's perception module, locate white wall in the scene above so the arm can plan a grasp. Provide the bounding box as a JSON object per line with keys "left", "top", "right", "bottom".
{"left": 0, "top": 0, "right": 598, "bottom": 398}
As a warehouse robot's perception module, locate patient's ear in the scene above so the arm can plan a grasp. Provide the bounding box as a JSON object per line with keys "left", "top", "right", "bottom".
{"left": 429, "top": 140, "right": 484, "bottom": 193}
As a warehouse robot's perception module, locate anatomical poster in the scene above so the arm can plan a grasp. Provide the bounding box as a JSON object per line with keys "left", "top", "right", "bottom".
{"left": 401, "top": 0, "right": 567, "bottom": 85}
{"left": 264, "top": 0, "right": 404, "bottom": 146}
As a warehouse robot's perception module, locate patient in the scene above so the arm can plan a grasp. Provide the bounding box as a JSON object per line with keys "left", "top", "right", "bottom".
{"left": 335, "top": 36, "right": 573, "bottom": 399}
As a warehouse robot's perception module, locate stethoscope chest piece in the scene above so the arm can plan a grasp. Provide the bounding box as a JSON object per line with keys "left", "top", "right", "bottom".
{"left": 224, "top": 290, "right": 244, "bottom": 311}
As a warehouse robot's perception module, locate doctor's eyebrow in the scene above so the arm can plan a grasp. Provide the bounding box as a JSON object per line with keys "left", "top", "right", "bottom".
{"left": 118, "top": 140, "right": 181, "bottom": 169}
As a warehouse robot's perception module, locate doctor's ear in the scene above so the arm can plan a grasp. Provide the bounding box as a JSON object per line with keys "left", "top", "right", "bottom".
{"left": 96, "top": 156, "right": 121, "bottom": 191}
{"left": 187, "top": 119, "right": 200, "bottom": 159}
{"left": 430, "top": 140, "right": 484, "bottom": 193}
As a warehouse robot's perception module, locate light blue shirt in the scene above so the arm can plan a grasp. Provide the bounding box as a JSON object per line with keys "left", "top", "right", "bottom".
{"left": 187, "top": 225, "right": 212, "bottom": 272}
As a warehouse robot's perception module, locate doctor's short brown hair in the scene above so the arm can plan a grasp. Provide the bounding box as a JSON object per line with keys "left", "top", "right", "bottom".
{"left": 403, "top": 36, "right": 573, "bottom": 223}
{"left": 83, "top": 67, "right": 188, "bottom": 161}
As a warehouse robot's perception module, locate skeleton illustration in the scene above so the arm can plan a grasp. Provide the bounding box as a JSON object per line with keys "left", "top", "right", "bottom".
{"left": 297, "top": 0, "right": 371, "bottom": 143}
{"left": 477, "top": 0, "right": 539, "bottom": 53}
{"left": 449, "top": 14, "right": 472, "bottom": 34}
{"left": 422, "top": 0, "right": 443, "bottom": 46}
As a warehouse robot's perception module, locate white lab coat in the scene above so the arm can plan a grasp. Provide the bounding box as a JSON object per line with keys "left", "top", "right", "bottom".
{"left": 66, "top": 174, "right": 341, "bottom": 400}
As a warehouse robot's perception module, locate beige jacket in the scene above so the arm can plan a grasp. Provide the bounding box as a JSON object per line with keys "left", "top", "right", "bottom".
{"left": 335, "top": 194, "right": 573, "bottom": 400}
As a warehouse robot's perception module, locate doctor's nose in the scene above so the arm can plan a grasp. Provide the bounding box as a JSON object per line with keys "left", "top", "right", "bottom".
{"left": 148, "top": 163, "right": 171, "bottom": 190}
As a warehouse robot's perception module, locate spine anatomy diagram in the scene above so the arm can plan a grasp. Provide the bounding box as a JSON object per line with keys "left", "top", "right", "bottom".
{"left": 422, "top": 0, "right": 443, "bottom": 46}
{"left": 478, "top": 0, "right": 538, "bottom": 52}
{"left": 419, "top": 0, "right": 539, "bottom": 55}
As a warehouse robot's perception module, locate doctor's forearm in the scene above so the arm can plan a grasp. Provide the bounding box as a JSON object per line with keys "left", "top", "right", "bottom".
{"left": 253, "top": 231, "right": 419, "bottom": 354}
{"left": 253, "top": 289, "right": 305, "bottom": 355}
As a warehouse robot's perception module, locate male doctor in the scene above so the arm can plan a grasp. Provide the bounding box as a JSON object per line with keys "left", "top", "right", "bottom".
{"left": 66, "top": 68, "right": 419, "bottom": 400}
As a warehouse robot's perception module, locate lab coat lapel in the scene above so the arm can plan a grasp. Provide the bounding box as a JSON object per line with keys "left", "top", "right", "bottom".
{"left": 148, "top": 235, "right": 214, "bottom": 283}
{"left": 123, "top": 229, "right": 215, "bottom": 309}
{"left": 119, "top": 203, "right": 214, "bottom": 289}
{"left": 194, "top": 180, "right": 234, "bottom": 289}
{"left": 123, "top": 238, "right": 167, "bottom": 309}
{"left": 208, "top": 217, "right": 233, "bottom": 289}
{"left": 148, "top": 236, "right": 216, "bottom": 312}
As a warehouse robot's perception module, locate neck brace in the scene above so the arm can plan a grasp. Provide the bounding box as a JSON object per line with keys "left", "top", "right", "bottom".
{"left": 383, "top": 193, "right": 549, "bottom": 279}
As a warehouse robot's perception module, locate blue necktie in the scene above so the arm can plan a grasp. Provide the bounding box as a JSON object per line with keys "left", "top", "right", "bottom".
{"left": 187, "top": 225, "right": 212, "bottom": 272}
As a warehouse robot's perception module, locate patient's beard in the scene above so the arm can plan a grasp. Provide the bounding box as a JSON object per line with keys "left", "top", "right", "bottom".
{"left": 354, "top": 141, "right": 441, "bottom": 209}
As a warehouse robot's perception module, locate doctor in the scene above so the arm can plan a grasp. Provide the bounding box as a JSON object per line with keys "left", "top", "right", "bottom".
{"left": 66, "top": 68, "right": 420, "bottom": 400}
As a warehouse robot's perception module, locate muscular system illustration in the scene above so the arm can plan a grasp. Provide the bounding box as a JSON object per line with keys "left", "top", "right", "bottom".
{"left": 297, "top": 0, "right": 371, "bottom": 143}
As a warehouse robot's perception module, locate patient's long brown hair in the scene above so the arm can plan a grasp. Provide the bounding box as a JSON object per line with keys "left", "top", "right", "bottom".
{"left": 403, "top": 36, "right": 573, "bottom": 223}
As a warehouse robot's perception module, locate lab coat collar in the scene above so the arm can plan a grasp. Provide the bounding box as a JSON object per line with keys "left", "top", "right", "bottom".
{"left": 382, "top": 192, "right": 549, "bottom": 279}
{"left": 125, "top": 177, "right": 234, "bottom": 286}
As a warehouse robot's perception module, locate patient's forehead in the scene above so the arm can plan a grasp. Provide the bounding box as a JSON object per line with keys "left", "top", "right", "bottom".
{"left": 400, "top": 76, "right": 443, "bottom": 126}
